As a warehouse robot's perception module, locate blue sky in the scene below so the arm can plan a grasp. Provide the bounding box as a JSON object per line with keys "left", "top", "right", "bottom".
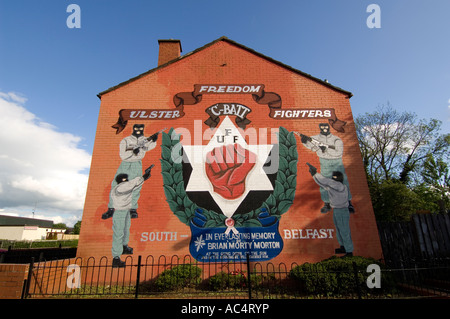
{"left": 0, "top": 0, "right": 449, "bottom": 226}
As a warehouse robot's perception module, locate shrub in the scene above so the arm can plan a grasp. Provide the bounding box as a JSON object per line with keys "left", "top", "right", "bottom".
{"left": 208, "top": 270, "right": 263, "bottom": 291}
{"left": 0, "top": 240, "right": 78, "bottom": 249}
{"left": 208, "top": 271, "right": 246, "bottom": 291}
{"left": 289, "top": 256, "right": 395, "bottom": 297}
{"left": 153, "top": 264, "right": 202, "bottom": 292}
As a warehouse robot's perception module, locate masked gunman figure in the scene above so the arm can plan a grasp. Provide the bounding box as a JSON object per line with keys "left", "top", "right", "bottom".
{"left": 102, "top": 124, "right": 158, "bottom": 220}
{"left": 299, "top": 123, "right": 354, "bottom": 214}
{"left": 110, "top": 166, "right": 153, "bottom": 268}
{"left": 307, "top": 163, "right": 353, "bottom": 257}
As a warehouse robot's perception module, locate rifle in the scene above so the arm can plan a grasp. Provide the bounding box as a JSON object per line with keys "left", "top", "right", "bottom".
{"left": 126, "top": 128, "right": 167, "bottom": 152}
{"left": 293, "top": 132, "right": 335, "bottom": 152}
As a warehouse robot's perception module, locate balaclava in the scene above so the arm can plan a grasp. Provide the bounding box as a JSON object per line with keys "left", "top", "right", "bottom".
{"left": 331, "top": 171, "right": 344, "bottom": 183}
{"left": 132, "top": 124, "right": 145, "bottom": 138}
{"left": 319, "top": 123, "right": 330, "bottom": 136}
{"left": 116, "top": 173, "right": 129, "bottom": 184}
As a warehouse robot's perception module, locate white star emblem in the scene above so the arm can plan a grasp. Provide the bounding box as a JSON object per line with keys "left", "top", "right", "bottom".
{"left": 183, "top": 116, "right": 274, "bottom": 218}
{"left": 194, "top": 235, "right": 206, "bottom": 252}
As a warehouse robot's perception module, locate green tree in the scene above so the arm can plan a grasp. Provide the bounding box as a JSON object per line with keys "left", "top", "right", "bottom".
{"left": 53, "top": 223, "right": 67, "bottom": 229}
{"left": 355, "top": 104, "right": 448, "bottom": 185}
{"left": 369, "top": 179, "right": 426, "bottom": 221}
{"left": 73, "top": 220, "right": 81, "bottom": 234}
{"left": 355, "top": 104, "right": 449, "bottom": 220}
{"left": 421, "top": 153, "right": 450, "bottom": 213}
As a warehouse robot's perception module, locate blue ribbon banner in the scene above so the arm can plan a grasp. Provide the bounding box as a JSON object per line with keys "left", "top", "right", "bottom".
{"left": 189, "top": 219, "right": 284, "bottom": 262}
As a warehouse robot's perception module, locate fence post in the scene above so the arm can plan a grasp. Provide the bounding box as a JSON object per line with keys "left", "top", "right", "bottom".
{"left": 21, "top": 257, "right": 34, "bottom": 299}
{"left": 246, "top": 253, "right": 252, "bottom": 299}
{"left": 135, "top": 255, "right": 142, "bottom": 299}
{"left": 352, "top": 261, "right": 362, "bottom": 299}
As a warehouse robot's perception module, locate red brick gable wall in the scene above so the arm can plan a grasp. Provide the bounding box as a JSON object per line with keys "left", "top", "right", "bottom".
{"left": 77, "top": 39, "right": 382, "bottom": 265}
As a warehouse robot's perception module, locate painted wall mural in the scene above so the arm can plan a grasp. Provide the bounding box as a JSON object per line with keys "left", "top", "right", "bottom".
{"left": 101, "top": 124, "right": 161, "bottom": 267}
{"left": 161, "top": 121, "right": 296, "bottom": 262}
{"left": 76, "top": 38, "right": 384, "bottom": 269}
{"left": 95, "top": 83, "right": 364, "bottom": 267}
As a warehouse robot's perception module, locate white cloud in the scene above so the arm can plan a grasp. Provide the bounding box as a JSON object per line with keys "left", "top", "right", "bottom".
{"left": 0, "top": 91, "right": 28, "bottom": 104}
{"left": 0, "top": 92, "right": 91, "bottom": 226}
{"left": 360, "top": 122, "right": 417, "bottom": 154}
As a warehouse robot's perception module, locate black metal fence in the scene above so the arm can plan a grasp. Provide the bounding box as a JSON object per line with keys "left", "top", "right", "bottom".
{"left": 377, "top": 213, "right": 450, "bottom": 265}
{"left": 22, "top": 254, "right": 450, "bottom": 299}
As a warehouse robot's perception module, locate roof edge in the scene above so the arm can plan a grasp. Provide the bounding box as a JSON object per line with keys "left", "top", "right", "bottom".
{"left": 97, "top": 36, "right": 352, "bottom": 99}
{"left": 97, "top": 36, "right": 227, "bottom": 99}
{"left": 221, "top": 37, "right": 353, "bottom": 98}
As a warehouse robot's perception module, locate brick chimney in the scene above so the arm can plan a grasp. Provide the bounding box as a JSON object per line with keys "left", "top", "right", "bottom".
{"left": 158, "top": 39, "right": 182, "bottom": 66}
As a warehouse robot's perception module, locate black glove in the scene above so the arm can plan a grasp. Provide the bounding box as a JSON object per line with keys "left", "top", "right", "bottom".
{"left": 300, "top": 134, "right": 310, "bottom": 144}
{"left": 150, "top": 132, "right": 159, "bottom": 142}
{"left": 306, "top": 163, "right": 317, "bottom": 176}
{"left": 143, "top": 164, "right": 154, "bottom": 180}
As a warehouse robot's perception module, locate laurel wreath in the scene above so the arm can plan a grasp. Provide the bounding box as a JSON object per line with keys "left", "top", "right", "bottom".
{"left": 160, "top": 127, "right": 298, "bottom": 228}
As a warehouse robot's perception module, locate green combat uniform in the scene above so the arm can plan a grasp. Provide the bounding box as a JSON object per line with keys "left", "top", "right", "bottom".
{"left": 110, "top": 176, "right": 144, "bottom": 259}
{"left": 102, "top": 125, "right": 159, "bottom": 222}
{"left": 312, "top": 172, "right": 354, "bottom": 255}
{"left": 302, "top": 131, "right": 352, "bottom": 203}
{"left": 108, "top": 134, "right": 156, "bottom": 210}
{"left": 301, "top": 123, "right": 354, "bottom": 214}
